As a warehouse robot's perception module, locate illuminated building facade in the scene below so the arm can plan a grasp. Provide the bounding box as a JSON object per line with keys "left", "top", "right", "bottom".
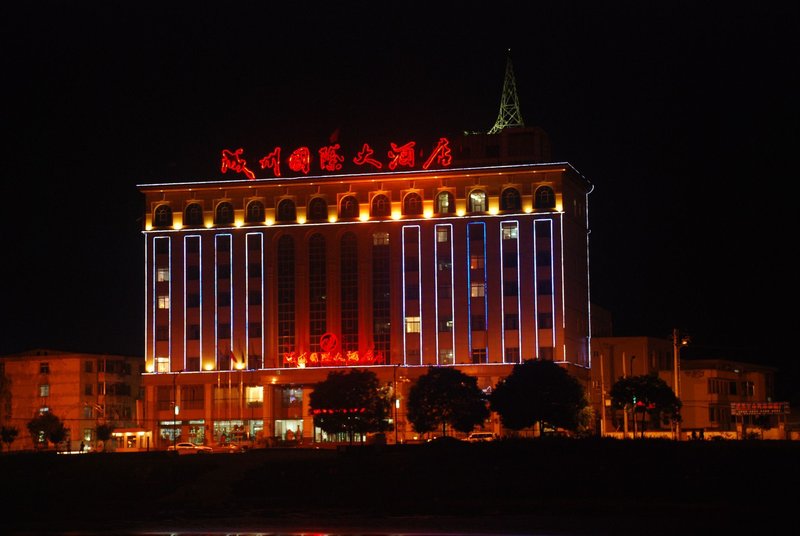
{"left": 0, "top": 349, "right": 144, "bottom": 451}
{"left": 139, "top": 130, "right": 593, "bottom": 446}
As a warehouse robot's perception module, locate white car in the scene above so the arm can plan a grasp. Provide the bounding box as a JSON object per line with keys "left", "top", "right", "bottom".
{"left": 167, "top": 442, "right": 212, "bottom": 454}
{"left": 466, "top": 432, "right": 497, "bottom": 442}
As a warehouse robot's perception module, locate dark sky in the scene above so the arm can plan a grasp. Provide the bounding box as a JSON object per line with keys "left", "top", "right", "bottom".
{"left": 1, "top": 3, "right": 796, "bottom": 396}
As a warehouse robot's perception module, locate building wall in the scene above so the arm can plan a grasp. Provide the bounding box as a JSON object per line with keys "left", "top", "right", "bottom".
{"left": 139, "top": 162, "right": 593, "bottom": 445}
{"left": 0, "top": 349, "right": 144, "bottom": 451}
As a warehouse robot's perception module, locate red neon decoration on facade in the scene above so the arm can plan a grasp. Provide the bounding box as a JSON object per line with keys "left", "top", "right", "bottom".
{"left": 319, "top": 143, "right": 344, "bottom": 172}
{"left": 221, "top": 137, "right": 451, "bottom": 179}
{"left": 259, "top": 147, "right": 281, "bottom": 177}
{"left": 422, "top": 137, "right": 453, "bottom": 170}
{"left": 221, "top": 148, "right": 256, "bottom": 180}
{"left": 353, "top": 143, "right": 383, "bottom": 169}
{"left": 288, "top": 147, "right": 312, "bottom": 174}
{"left": 387, "top": 141, "right": 416, "bottom": 171}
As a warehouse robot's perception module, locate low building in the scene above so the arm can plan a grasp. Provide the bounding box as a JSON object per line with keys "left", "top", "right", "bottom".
{"left": 0, "top": 349, "right": 145, "bottom": 451}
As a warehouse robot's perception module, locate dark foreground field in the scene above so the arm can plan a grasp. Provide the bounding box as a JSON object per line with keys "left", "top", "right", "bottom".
{"left": 2, "top": 438, "right": 797, "bottom": 535}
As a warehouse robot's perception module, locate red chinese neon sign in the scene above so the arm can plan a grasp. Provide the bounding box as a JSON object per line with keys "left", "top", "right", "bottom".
{"left": 221, "top": 137, "right": 453, "bottom": 180}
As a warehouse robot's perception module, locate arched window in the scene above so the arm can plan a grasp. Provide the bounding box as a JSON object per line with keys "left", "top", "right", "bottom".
{"left": 500, "top": 188, "right": 521, "bottom": 211}
{"left": 245, "top": 200, "right": 265, "bottom": 223}
{"left": 468, "top": 189, "right": 487, "bottom": 213}
{"left": 184, "top": 203, "right": 204, "bottom": 226}
{"left": 403, "top": 192, "right": 423, "bottom": 215}
{"left": 534, "top": 186, "right": 555, "bottom": 209}
{"left": 276, "top": 199, "right": 296, "bottom": 222}
{"left": 307, "top": 197, "right": 328, "bottom": 221}
{"left": 153, "top": 205, "right": 173, "bottom": 227}
{"left": 371, "top": 194, "right": 391, "bottom": 217}
{"left": 339, "top": 195, "right": 359, "bottom": 219}
{"left": 215, "top": 202, "right": 234, "bottom": 224}
{"left": 435, "top": 191, "right": 455, "bottom": 214}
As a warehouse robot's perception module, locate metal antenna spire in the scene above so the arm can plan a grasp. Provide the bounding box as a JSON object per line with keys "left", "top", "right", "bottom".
{"left": 488, "top": 49, "right": 525, "bottom": 134}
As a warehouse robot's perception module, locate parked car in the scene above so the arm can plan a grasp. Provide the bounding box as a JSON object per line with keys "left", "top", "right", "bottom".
{"left": 466, "top": 432, "right": 497, "bottom": 442}
{"left": 167, "top": 442, "right": 212, "bottom": 454}
{"left": 211, "top": 442, "right": 246, "bottom": 454}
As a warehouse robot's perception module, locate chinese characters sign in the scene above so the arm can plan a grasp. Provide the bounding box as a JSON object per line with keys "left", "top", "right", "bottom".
{"left": 221, "top": 137, "right": 453, "bottom": 180}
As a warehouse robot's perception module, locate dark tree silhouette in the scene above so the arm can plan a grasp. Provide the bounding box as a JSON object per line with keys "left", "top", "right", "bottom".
{"left": 1, "top": 425, "right": 19, "bottom": 452}
{"left": 609, "top": 374, "right": 681, "bottom": 438}
{"left": 26, "top": 412, "right": 68, "bottom": 450}
{"left": 308, "top": 369, "right": 390, "bottom": 444}
{"left": 96, "top": 423, "right": 115, "bottom": 451}
{"left": 406, "top": 366, "right": 489, "bottom": 437}
{"left": 489, "top": 359, "right": 588, "bottom": 435}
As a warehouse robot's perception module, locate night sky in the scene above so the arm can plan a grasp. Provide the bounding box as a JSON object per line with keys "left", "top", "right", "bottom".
{"left": 2, "top": 3, "right": 796, "bottom": 398}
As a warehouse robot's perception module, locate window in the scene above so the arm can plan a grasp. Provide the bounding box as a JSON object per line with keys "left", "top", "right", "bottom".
{"left": 217, "top": 292, "right": 231, "bottom": 306}
{"left": 437, "top": 227, "right": 450, "bottom": 242}
{"left": 187, "top": 324, "right": 200, "bottom": 340}
{"left": 276, "top": 199, "right": 296, "bottom": 222}
{"left": 155, "top": 356, "right": 169, "bottom": 373}
{"left": 405, "top": 285, "right": 419, "bottom": 300}
{"left": 157, "top": 295, "right": 170, "bottom": 309}
{"left": 405, "top": 316, "right": 421, "bottom": 333}
{"left": 438, "top": 317, "right": 453, "bottom": 332}
{"left": 156, "top": 326, "right": 169, "bottom": 340}
{"left": 248, "top": 290, "right": 262, "bottom": 305}
{"left": 503, "top": 281, "right": 518, "bottom": 296}
{"left": 371, "top": 194, "right": 391, "bottom": 217}
{"left": 471, "top": 348, "right": 487, "bottom": 364}
{"left": 339, "top": 195, "right": 359, "bottom": 219}
{"left": 439, "top": 349, "right": 454, "bottom": 365}
{"left": 186, "top": 293, "right": 200, "bottom": 307}
{"left": 502, "top": 225, "right": 518, "bottom": 240}
{"left": 469, "top": 189, "right": 487, "bottom": 212}
{"left": 39, "top": 362, "right": 50, "bottom": 374}
{"left": 500, "top": 188, "right": 521, "bottom": 211}
{"left": 157, "top": 267, "right": 170, "bottom": 282}
{"left": 403, "top": 192, "right": 423, "bottom": 215}
{"left": 154, "top": 205, "right": 173, "bottom": 227}
{"left": 471, "top": 282, "right": 485, "bottom": 297}
{"left": 504, "top": 313, "right": 519, "bottom": 330}
{"left": 470, "top": 255, "right": 484, "bottom": 270}
{"left": 217, "top": 263, "right": 231, "bottom": 278}
{"left": 218, "top": 323, "right": 231, "bottom": 339}
{"left": 84, "top": 361, "right": 93, "bottom": 373}
{"left": 538, "top": 314, "right": 553, "bottom": 329}
{"left": 471, "top": 315, "right": 485, "bottom": 330}
{"left": 534, "top": 186, "right": 555, "bottom": 209}
{"left": 307, "top": 197, "right": 328, "bottom": 221}
{"left": 84, "top": 384, "right": 93, "bottom": 395}
{"left": 215, "top": 202, "right": 234, "bottom": 224}
{"left": 504, "top": 347, "right": 520, "bottom": 363}
{"left": 248, "top": 263, "right": 261, "bottom": 278}
{"left": 373, "top": 232, "right": 389, "bottom": 246}
{"left": 39, "top": 384, "right": 50, "bottom": 397}
{"left": 186, "top": 266, "right": 200, "bottom": 280}
{"left": 249, "top": 323, "right": 262, "bottom": 338}
{"left": 245, "top": 200, "right": 265, "bottom": 222}
{"left": 436, "top": 191, "right": 455, "bottom": 214}
{"left": 184, "top": 203, "right": 204, "bottom": 226}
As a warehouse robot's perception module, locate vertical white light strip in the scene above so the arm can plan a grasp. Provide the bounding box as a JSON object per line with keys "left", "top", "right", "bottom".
{"left": 499, "top": 223, "right": 506, "bottom": 362}
{"left": 500, "top": 220, "right": 522, "bottom": 364}
{"left": 481, "top": 223, "right": 488, "bottom": 363}
{"left": 434, "top": 223, "right": 455, "bottom": 365}
{"left": 466, "top": 224, "right": 473, "bottom": 360}
{"left": 557, "top": 213, "right": 566, "bottom": 361}
{"left": 144, "top": 235, "right": 149, "bottom": 370}
{"left": 585, "top": 187, "right": 593, "bottom": 369}
{"left": 227, "top": 235, "right": 233, "bottom": 363}
{"left": 198, "top": 236, "right": 203, "bottom": 370}
{"left": 183, "top": 236, "right": 188, "bottom": 370}
{"left": 547, "top": 219, "right": 556, "bottom": 350}
{"left": 434, "top": 225, "right": 441, "bottom": 364}
{"left": 401, "top": 225, "right": 422, "bottom": 365}
{"left": 447, "top": 225, "right": 455, "bottom": 363}
{"left": 151, "top": 238, "right": 157, "bottom": 370}
{"left": 246, "top": 232, "right": 265, "bottom": 369}
{"left": 416, "top": 225, "right": 422, "bottom": 365}
{"left": 401, "top": 227, "right": 407, "bottom": 365}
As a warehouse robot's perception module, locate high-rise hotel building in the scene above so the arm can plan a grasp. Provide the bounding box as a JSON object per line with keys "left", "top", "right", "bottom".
{"left": 139, "top": 125, "right": 593, "bottom": 446}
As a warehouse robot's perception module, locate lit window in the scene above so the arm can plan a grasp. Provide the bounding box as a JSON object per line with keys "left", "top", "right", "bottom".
{"left": 373, "top": 232, "right": 389, "bottom": 246}
{"left": 469, "top": 190, "right": 487, "bottom": 212}
{"left": 471, "top": 282, "right": 485, "bottom": 298}
{"left": 470, "top": 255, "right": 484, "bottom": 270}
{"left": 157, "top": 295, "right": 170, "bottom": 309}
{"left": 437, "top": 227, "right": 450, "bottom": 242}
{"left": 502, "top": 226, "right": 518, "bottom": 240}
{"left": 157, "top": 267, "right": 170, "bottom": 282}
{"left": 246, "top": 386, "right": 264, "bottom": 405}
{"left": 39, "top": 384, "right": 50, "bottom": 397}
{"left": 405, "top": 316, "right": 421, "bottom": 333}
{"left": 156, "top": 356, "right": 169, "bottom": 373}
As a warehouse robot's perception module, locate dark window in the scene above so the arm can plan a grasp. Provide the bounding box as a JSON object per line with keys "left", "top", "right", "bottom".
{"left": 186, "top": 265, "right": 200, "bottom": 281}
{"left": 403, "top": 192, "right": 423, "bottom": 215}
{"left": 245, "top": 201, "right": 265, "bottom": 222}
{"left": 504, "top": 313, "right": 519, "bottom": 330}
{"left": 534, "top": 186, "right": 555, "bottom": 209}
{"left": 184, "top": 203, "right": 204, "bottom": 226}
{"left": 154, "top": 205, "right": 173, "bottom": 227}
{"left": 339, "top": 195, "right": 359, "bottom": 219}
{"left": 307, "top": 197, "right": 328, "bottom": 221}
{"left": 276, "top": 199, "right": 296, "bottom": 222}
{"left": 215, "top": 202, "right": 234, "bottom": 224}
{"left": 500, "top": 188, "right": 521, "bottom": 211}
{"left": 186, "top": 293, "right": 200, "bottom": 307}
{"left": 371, "top": 194, "right": 391, "bottom": 217}
{"left": 187, "top": 324, "right": 200, "bottom": 340}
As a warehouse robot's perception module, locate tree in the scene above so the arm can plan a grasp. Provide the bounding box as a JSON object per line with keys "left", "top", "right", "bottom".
{"left": 1, "top": 425, "right": 19, "bottom": 452}
{"left": 489, "top": 359, "right": 588, "bottom": 435}
{"left": 609, "top": 374, "right": 681, "bottom": 438}
{"left": 26, "top": 411, "right": 68, "bottom": 450}
{"left": 96, "top": 423, "right": 115, "bottom": 451}
{"left": 406, "top": 366, "right": 489, "bottom": 437}
{"left": 308, "top": 368, "right": 390, "bottom": 444}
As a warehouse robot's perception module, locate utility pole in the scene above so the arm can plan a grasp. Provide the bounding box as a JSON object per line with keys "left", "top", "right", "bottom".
{"left": 673, "top": 329, "right": 689, "bottom": 440}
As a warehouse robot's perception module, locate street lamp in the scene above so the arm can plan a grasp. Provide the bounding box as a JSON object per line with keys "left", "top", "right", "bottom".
{"left": 672, "top": 329, "right": 690, "bottom": 439}
{"left": 172, "top": 369, "right": 184, "bottom": 451}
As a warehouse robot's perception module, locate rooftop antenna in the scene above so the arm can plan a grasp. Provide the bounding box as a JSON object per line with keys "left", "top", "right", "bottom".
{"left": 488, "top": 49, "right": 525, "bottom": 134}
